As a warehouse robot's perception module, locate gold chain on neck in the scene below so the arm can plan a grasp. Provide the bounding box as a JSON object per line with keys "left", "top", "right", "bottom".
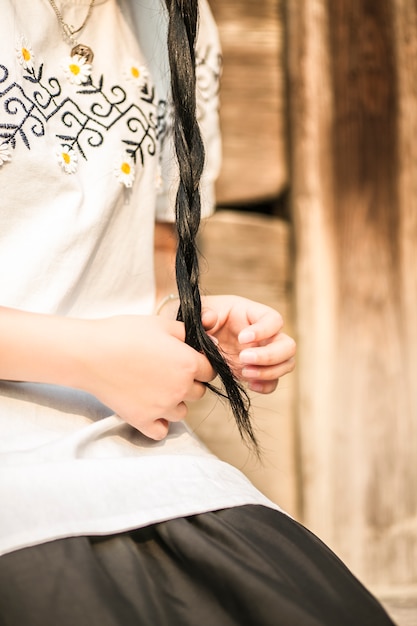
{"left": 48, "top": 0, "right": 96, "bottom": 46}
{"left": 47, "top": 0, "right": 96, "bottom": 62}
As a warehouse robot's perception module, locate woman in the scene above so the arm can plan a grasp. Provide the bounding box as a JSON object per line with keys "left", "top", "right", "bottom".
{"left": 0, "top": 1, "right": 394, "bottom": 624}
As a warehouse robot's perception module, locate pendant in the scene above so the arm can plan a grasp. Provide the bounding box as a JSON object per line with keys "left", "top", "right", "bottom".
{"left": 71, "top": 43, "right": 94, "bottom": 64}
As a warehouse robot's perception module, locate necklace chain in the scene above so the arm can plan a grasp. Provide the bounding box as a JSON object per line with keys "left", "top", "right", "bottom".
{"left": 48, "top": 0, "right": 96, "bottom": 46}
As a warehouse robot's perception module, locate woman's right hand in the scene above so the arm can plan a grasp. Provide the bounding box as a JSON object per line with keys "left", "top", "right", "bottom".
{"left": 0, "top": 307, "right": 215, "bottom": 441}
{"left": 76, "top": 316, "right": 215, "bottom": 440}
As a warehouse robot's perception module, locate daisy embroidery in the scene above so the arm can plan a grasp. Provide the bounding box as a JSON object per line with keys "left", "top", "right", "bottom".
{"left": 63, "top": 54, "right": 92, "bottom": 85}
{"left": 115, "top": 155, "right": 135, "bottom": 188}
{"left": 125, "top": 62, "right": 148, "bottom": 89}
{"left": 57, "top": 147, "right": 79, "bottom": 174}
{"left": 0, "top": 143, "right": 12, "bottom": 167}
{"left": 16, "top": 36, "right": 35, "bottom": 71}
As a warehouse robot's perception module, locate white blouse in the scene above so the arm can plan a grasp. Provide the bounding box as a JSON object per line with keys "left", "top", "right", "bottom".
{"left": 0, "top": 0, "right": 281, "bottom": 556}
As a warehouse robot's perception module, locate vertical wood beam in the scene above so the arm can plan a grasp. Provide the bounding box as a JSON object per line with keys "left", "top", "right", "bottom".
{"left": 287, "top": 0, "right": 417, "bottom": 590}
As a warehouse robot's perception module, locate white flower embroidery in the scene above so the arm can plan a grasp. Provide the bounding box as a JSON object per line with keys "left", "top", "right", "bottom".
{"left": 63, "top": 54, "right": 92, "bottom": 85}
{"left": 114, "top": 155, "right": 135, "bottom": 188}
{"left": 125, "top": 62, "right": 148, "bottom": 89}
{"left": 0, "top": 143, "right": 12, "bottom": 166}
{"left": 57, "top": 147, "right": 79, "bottom": 174}
{"left": 16, "top": 37, "right": 35, "bottom": 71}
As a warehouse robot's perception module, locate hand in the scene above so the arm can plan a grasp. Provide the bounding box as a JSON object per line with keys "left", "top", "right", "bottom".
{"left": 201, "top": 295, "right": 296, "bottom": 394}
{"left": 78, "top": 316, "right": 215, "bottom": 440}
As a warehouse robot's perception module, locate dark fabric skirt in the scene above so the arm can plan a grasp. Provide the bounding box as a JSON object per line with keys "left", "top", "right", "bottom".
{"left": 0, "top": 505, "right": 394, "bottom": 626}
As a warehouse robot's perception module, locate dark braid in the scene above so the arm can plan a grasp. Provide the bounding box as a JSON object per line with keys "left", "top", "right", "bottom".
{"left": 164, "top": 0, "right": 258, "bottom": 451}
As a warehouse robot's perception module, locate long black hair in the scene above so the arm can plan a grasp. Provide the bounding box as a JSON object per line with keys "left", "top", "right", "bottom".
{"left": 164, "top": 0, "right": 258, "bottom": 451}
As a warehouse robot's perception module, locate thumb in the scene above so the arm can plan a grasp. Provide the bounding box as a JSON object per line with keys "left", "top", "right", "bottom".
{"left": 201, "top": 307, "right": 218, "bottom": 331}
{"left": 163, "top": 319, "right": 186, "bottom": 342}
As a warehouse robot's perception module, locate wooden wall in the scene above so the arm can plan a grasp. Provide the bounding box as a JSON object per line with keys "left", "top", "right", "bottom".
{"left": 199, "top": 0, "right": 417, "bottom": 597}
{"left": 287, "top": 0, "right": 417, "bottom": 593}
{"left": 209, "top": 0, "right": 288, "bottom": 205}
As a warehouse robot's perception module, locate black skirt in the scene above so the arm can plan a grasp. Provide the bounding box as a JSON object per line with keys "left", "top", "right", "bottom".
{"left": 0, "top": 505, "right": 394, "bottom": 626}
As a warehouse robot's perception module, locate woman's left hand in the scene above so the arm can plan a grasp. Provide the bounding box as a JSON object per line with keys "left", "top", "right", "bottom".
{"left": 201, "top": 295, "right": 296, "bottom": 394}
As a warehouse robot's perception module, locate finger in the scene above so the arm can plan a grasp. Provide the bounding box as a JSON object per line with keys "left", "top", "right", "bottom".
{"left": 163, "top": 319, "right": 186, "bottom": 341}
{"left": 201, "top": 307, "right": 218, "bottom": 331}
{"left": 238, "top": 307, "right": 284, "bottom": 345}
{"left": 184, "top": 380, "right": 208, "bottom": 402}
{"left": 194, "top": 352, "right": 216, "bottom": 383}
{"left": 140, "top": 418, "right": 170, "bottom": 441}
{"left": 138, "top": 403, "right": 188, "bottom": 440}
{"left": 241, "top": 356, "right": 296, "bottom": 382}
{"left": 164, "top": 401, "right": 188, "bottom": 422}
{"left": 239, "top": 334, "right": 296, "bottom": 367}
{"left": 248, "top": 380, "right": 279, "bottom": 395}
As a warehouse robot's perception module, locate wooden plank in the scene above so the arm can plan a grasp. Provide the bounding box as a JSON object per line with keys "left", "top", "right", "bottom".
{"left": 209, "top": 0, "right": 288, "bottom": 205}
{"left": 287, "top": 0, "right": 417, "bottom": 591}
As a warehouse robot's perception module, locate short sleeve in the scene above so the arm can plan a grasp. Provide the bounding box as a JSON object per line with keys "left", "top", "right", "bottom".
{"left": 155, "top": 0, "right": 222, "bottom": 222}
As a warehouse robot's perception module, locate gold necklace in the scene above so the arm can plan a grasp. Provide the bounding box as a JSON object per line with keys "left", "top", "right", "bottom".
{"left": 48, "top": 0, "right": 96, "bottom": 63}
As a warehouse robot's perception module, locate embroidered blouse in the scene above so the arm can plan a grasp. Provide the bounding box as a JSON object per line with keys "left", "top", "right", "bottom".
{"left": 0, "top": 0, "right": 280, "bottom": 556}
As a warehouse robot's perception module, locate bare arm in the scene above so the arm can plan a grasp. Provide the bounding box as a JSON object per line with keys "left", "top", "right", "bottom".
{"left": 0, "top": 305, "right": 214, "bottom": 440}
{"left": 0, "top": 222, "right": 215, "bottom": 440}
{"left": 0, "top": 306, "right": 87, "bottom": 388}
{"left": 0, "top": 222, "right": 180, "bottom": 387}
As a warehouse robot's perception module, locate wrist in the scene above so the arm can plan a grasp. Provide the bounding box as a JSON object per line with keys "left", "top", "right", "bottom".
{"left": 155, "top": 293, "right": 180, "bottom": 319}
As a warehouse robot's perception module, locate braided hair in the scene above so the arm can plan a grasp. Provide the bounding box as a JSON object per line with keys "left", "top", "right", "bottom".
{"left": 164, "top": 0, "right": 258, "bottom": 451}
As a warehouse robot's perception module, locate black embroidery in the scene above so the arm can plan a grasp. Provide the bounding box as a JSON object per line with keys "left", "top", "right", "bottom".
{"left": 0, "top": 58, "right": 167, "bottom": 166}
{"left": 195, "top": 45, "right": 222, "bottom": 123}
{"left": 1, "top": 43, "right": 219, "bottom": 169}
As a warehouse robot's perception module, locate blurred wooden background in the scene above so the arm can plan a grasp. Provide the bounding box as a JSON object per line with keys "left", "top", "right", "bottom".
{"left": 210, "top": 0, "right": 288, "bottom": 205}
{"left": 187, "top": 0, "right": 417, "bottom": 617}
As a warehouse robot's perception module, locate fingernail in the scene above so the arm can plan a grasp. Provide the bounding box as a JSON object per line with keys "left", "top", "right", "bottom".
{"left": 242, "top": 366, "right": 260, "bottom": 378}
{"left": 239, "top": 329, "right": 256, "bottom": 344}
{"left": 240, "top": 350, "right": 257, "bottom": 364}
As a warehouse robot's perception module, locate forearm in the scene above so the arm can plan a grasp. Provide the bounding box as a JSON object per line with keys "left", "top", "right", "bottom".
{"left": 0, "top": 306, "right": 88, "bottom": 388}
{"left": 0, "top": 305, "right": 214, "bottom": 439}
